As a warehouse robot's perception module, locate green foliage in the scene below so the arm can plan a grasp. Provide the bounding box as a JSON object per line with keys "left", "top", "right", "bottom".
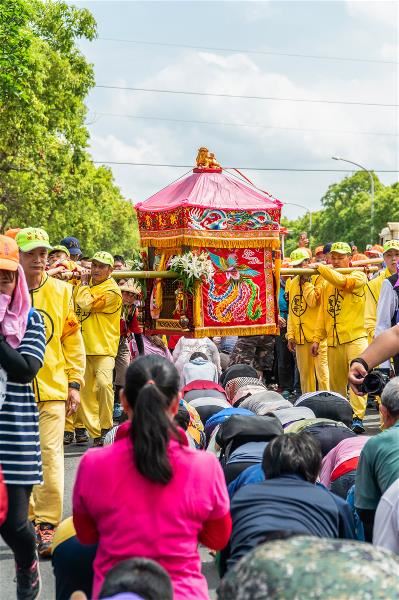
{"left": 0, "top": 0, "right": 137, "bottom": 255}
{"left": 283, "top": 173, "right": 399, "bottom": 255}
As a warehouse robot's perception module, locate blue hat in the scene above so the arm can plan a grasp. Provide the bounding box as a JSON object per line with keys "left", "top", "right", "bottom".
{"left": 60, "top": 236, "right": 82, "bottom": 256}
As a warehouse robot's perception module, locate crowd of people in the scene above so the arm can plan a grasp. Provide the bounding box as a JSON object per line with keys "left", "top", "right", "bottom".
{"left": 1, "top": 226, "right": 399, "bottom": 599}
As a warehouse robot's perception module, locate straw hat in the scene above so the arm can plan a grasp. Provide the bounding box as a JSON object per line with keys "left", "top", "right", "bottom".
{"left": 119, "top": 279, "right": 141, "bottom": 295}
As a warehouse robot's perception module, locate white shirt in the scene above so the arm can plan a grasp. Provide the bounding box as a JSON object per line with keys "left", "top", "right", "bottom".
{"left": 373, "top": 478, "right": 399, "bottom": 554}
{"left": 375, "top": 279, "right": 398, "bottom": 369}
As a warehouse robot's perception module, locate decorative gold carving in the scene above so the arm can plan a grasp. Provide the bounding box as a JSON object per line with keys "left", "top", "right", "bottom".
{"left": 195, "top": 148, "right": 221, "bottom": 170}
{"left": 155, "top": 318, "right": 190, "bottom": 331}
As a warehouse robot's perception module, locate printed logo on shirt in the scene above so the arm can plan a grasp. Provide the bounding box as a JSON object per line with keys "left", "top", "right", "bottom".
{"left": 75, "top": 304, "right": 91, "bottom": 325}
{"left": 36, "top": 309, "right": 54, "bottom": 345}
{"left": 327, "top": 292, "right": 343, "bottom": 318}
{"left": 291, "top": 295, "right": 307, "bottom": 317}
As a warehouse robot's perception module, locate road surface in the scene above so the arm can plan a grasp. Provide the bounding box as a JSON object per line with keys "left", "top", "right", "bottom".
{"left": 1, "top": 408, "right": 380, "bottom": 598}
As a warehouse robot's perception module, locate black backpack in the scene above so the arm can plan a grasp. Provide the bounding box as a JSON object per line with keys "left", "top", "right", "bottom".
{"left": 216, "top": 414, "right": 283, "bottom": 465}
{"left": 298, "top": 392, "right": 353, "bottom": 427}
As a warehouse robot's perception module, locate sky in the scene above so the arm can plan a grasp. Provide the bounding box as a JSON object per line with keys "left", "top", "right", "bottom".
{"left": 74, "top": 0, "right": 398, "bottom": 220}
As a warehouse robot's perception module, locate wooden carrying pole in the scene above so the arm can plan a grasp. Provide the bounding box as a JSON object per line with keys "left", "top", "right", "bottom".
{"left": 57, "top": 266, "right": 380, "bottom": 280}
{"left": 112, "top": 270, "right": 177, "bottom": 279}
{"left": 280, "top": 266, "right": 379, "bottom": 276}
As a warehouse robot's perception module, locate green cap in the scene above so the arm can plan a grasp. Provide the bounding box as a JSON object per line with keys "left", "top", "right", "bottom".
{"left": 49, "top": 245, "right": 70, "bottom": 257}
{"left": 383, "top": 240, "right": 399, "bottom": 253}
{"left": 16, "top": 228, "right": 52, "bottom": 253}
{"left": 331, "top": 242, "right": 352, "bottom": 255}
{"left": 91, "top": 251, "right": 114, "bottom": 267}
{"left": 290, "top": 248, "right": 311, "bottom": 266}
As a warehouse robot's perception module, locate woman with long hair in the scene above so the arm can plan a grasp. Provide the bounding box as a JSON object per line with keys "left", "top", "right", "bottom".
{"left": 0, "top": 235, "right": 46, "bottom": 600}
{"left": 73, "top": 355, "right": 231, "bottom": 599}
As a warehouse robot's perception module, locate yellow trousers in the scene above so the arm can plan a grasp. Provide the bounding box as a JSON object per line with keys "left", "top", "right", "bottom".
{"left": 328, "top": 337, "right": 368, "bottom": 420}
{"left": 79, "top": 355, "right": 115, "bottom": 438}
{"left": 296, "top": 340, "right": 330, "bottom": 393}
{"left": 30, "top": 400, "right": 65, "bottom": 526}
{"left": 64, "top": 408, "right": 85, "bottom": 433}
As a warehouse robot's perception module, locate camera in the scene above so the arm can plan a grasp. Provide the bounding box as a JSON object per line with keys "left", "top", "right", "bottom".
{"left": 359, "top": 370, "right": 390, "bottom": 396}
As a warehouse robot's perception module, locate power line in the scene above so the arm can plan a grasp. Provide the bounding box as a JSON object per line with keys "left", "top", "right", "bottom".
{"left": 92, "top": 111, "right": 398, "bottom": 138}
{"left": 93, "top": 161, "right": 399, "bottom": 173}
{"left": 95, "top": 85, "right": 398, "bottom": 108}
{"left": 97, "top": 37, "right": 398, "bottom": 66}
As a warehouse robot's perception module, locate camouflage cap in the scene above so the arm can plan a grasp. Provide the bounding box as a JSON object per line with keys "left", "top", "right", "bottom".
{"left": 289, "top": 248, "right": 311, "bottom": 266}
{"left": 217, "top": 536, "right": 399, "bottom": 600}
{"left": 331, "top": 241, "right": 352, "bottom": 255}
{"left": 119, "top": 278, "right": 141, "bottom": 295}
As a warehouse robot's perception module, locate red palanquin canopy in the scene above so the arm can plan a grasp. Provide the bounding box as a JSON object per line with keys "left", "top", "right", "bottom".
{"left": 136, "top": 169, "right": 282, "bottom": 249}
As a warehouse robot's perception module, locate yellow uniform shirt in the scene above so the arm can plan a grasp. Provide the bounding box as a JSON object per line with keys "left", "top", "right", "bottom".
{"left": 30, "top": 274, "right": 85, "bottom": 402}
{"left": 364, "top": 268, "right": 391, "bottom": 340}
{"left": 313, "top": 264, "right": 367, "bottom": 347}
{"left": 75, "top": 277, "right": 122, "bottom": 357}
{"left": 286, "top": 274, "right": 326, "bottom": 344}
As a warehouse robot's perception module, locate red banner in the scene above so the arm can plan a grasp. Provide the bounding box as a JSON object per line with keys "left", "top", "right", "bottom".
{"left": 198, "top": 248, "right": 277, "bottom": 335}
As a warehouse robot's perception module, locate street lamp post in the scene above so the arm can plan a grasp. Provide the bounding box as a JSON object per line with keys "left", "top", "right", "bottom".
{"left": 283, "top": 202, "right": 312, "bottom": 233}
{"left": 331, "top": 156, "right": 375, "bottom": 242}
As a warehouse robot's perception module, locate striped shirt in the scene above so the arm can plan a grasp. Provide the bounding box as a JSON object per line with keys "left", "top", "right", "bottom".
{"left": 0, "top": 309, "right": 46, "bottom": 485}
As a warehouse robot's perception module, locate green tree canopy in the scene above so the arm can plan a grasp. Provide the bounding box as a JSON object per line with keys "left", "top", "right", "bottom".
{"left": 283, "top": 173, "right": 399, "bottom": 256}
{"left": 0, "top": 0, "right": 138, "bottom": 255}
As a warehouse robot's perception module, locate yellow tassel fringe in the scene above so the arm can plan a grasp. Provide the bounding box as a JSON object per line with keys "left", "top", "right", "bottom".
{"left": 140, "top": 234, "right": 281, "bottom": 250}
{"left": 193, "top": 325, "right": 279, "bottom": 337}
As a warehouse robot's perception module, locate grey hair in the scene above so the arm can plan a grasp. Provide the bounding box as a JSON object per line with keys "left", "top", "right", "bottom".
{"left": 381, "top": 377, "right": 399, "bottom": 416}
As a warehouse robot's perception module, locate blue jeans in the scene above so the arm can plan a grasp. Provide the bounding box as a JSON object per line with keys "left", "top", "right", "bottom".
{"left": 330, "top": 470, "right": 356, "bottom": 500}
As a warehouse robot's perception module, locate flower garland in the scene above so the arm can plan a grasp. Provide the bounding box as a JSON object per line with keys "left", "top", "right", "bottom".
{"left": 169, "top": 251, "right": 214, "bottom": 294}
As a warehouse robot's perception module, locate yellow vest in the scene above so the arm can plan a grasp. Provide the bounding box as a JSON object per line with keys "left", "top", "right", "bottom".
{"left": 287, "top": 274, "right": 326, "bottom": 344}
{"left": 314, "top": 264, "right": 367, "bottom": 347}
{"left": 364, "top": 268, "right": 391, "bottom": 340}
{"left": 75, "top": 277, "right": 122, "bottom": 357}
{"left": 30, "top": 274, "right": 85, "bottom": 402}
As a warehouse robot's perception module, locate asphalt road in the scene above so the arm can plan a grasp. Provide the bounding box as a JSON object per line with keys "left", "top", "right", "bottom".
{"left": 1, "top": 406, "right": 380, "bottom": 599}
{"left": 0, "top": 442, "right": 219, "bottom": 600}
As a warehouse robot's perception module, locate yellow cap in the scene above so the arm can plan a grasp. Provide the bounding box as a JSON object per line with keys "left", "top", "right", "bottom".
{"left": 91, "top": 251, "right": 114, "bottom": 267}
{"left": 383, "top": 240, "right": 399, "bottom": 253}
{"left": 331, "top": 242, "right": 351, "bottom": 255}
{"left": 290, "top": 248, "right": 311, "bottom": 266}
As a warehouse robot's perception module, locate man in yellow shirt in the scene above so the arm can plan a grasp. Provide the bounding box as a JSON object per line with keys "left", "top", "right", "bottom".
{"left": 75, "top": 251, "right": 122, "bottom": 446}
{"left": 364, "top": 240, "right": 399, "bottom": 341}
{"left": 311, "top": 242, "right": 368, "bottom": 434}
{"left": 17, "top": 228, "right": 86, "bottom": 557}
{"left": 286, "top": 248, "right": 329, "bottom": 393}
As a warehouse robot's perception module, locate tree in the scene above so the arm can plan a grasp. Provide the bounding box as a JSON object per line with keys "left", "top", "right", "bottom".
{"left": 0, "top": 0, "right": 138, "bottom": 253}
{"left": 283, "top": 173, "right": 399, "bottom": 254}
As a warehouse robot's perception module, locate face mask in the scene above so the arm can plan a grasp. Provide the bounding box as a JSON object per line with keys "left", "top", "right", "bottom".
{"left": 0, "top": 294, "right": 11, "bottom": 322}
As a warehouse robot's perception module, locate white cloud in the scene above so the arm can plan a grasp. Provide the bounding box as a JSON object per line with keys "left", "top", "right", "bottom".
{"left": 89, "top": 47, "right": 397, "bottom": 217}
{"left": 380, "top": 42, "right": 399, "bottom": 60}
{"left": 346, "top": 0, "right": 398, "bottom": 28}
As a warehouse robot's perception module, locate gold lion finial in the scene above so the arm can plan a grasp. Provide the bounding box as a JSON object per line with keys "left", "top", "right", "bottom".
{"left": 195, "top": 148, "right": 221, "bottom": 170}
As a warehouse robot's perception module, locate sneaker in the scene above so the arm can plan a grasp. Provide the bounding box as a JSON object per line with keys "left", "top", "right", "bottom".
{"left": 33, "top": 523, "right": 40, "bottom": 546}
{"left": 37, "top": 523, "right": 55, "bottom": 559}
{"left": 16, "top": 557, "right": 41, "bottom": 599}
{"left": 93, "top": 436, "right": 103, "bottom": 447}
{"left": 75, "top": 428, "right": 89, "bottom": 445}
{"left": 352, "top": 418, "right": 365, "bottom": 434}
{"left": 113, "top": 403, "right": 123, "bottom": 420}
{"left": 100, "top": 428, "right": 111, "bottom": 445}
{"left": 63, "top": 431, "right": 74, "bottom": 445}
